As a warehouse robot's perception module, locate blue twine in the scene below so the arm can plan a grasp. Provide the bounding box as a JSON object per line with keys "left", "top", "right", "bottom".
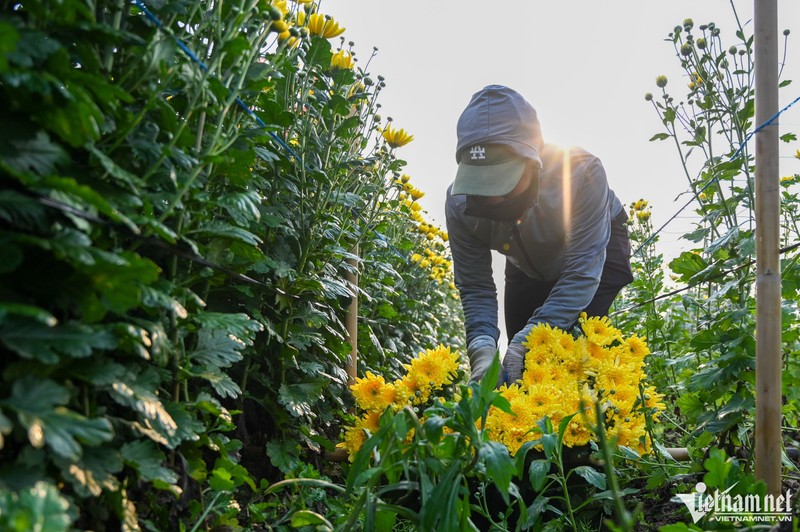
{"left": 132, "top": 0, "right": 304, "bottom": 164}
{"left": 633, "top": 93, "right": 800, "bottom": 257}
{"left": 132, "top": 0, "right": 411, "bottom": 263}
{"left": 731, "top": 94, "right": 800, "bottom": 160}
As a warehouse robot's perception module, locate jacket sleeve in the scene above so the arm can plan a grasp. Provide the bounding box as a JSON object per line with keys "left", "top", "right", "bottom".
{"left": 445, "top": 190, "right": 500, "bottom": 346}
{"left": 510, "top": 157, "right": 611, "bottom": 344}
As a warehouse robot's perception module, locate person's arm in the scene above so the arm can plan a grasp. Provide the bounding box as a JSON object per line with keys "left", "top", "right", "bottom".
{"left": 444, "top": 192, "right": 500, "bottom": 347}
{"left": 510, "top": 156, "right": 612, "bottom": 344}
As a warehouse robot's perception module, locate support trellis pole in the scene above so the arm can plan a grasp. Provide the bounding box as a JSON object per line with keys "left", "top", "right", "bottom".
{"left": 754, "top": 0, "right": 782, "bottom": 496}
{"left": 345, "top": 244, "right": 359, "bottom": 387}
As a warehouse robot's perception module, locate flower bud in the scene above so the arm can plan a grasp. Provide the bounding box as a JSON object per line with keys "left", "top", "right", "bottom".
{"left": 266, "top": 5, "right": 282, "bottom": 20}
{"left": 644, "top": 93, "right": 653, "bottom": 101}
{"left": 680, "top": 43, "right": 693, "bottom": 56}
{"left": 696, "top": 37, "right": 707, "bottom": 49}
{"left": 656, "top": 75, "right": 668, "bottom": 88}
{"left": 683, "top": 18, "right": 694, "bottom": 30}
{"left": 271, "top": 19, "right": 289, "bottom": 33}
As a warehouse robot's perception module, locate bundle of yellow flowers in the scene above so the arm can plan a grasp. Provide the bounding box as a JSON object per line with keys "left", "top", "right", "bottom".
{"left": 337, "top": 345, "right": 460, "bottom": 460}
{"left": 484, "top": 315, "right": 665, "bottom": 456}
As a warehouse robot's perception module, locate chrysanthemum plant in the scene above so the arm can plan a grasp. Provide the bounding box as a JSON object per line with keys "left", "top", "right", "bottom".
{"left": 485, "top": 314, "right": 665, "bottom": 458}
{"left": 337, "top": 317, "right": 665, "bottom": 528}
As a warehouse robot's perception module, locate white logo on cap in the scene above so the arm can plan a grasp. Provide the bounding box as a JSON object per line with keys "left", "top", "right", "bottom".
{"left": 469, "top": 146, "right": 486, "bottom": 160}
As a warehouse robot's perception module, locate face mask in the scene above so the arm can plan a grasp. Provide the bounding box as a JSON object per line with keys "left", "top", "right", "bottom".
{"left": 464, "top": 177, "right": 539, "bottom": 222}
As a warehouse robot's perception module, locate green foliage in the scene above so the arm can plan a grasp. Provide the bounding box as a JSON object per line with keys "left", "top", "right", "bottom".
{"left": 0, "top": 0, "right": 461, "bottom": 528}
{"left": 265, "top": 360, "right": 645, "bottom": 531}
{"left": 623, "top": 9, "right": 800, "bottom": 461}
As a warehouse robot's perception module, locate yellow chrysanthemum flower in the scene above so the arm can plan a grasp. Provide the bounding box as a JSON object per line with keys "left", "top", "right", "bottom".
{"left": 643, "top": 385, "right": 667, "bottom": 418}
{"left": 336, "top": 424, "right": 366, "bottom": 461}
{"left": 382, "top": 125, "right": 414, "bottom": 148}
{"left": 615, "top": 335, "right": 649, "bottom": 366}
{"left": 398, "top": 374, "right": 431, "bottom": 405}
{"left": 562, "top": 418, "right": 593, "bottom": 448}
{"left": 523, "top": 322, "right": 558, "bottom": 351}
{"left": 580, "top": 314, "right": 620, "bottom": 347}
{"left": 270, "top": 0, "right": 289, "bottom": 16}
{"left": 411, "top": 345, "right": 460, "bottom": 387}
{"left": 330, "top": 49, "right": 354, "bottom": 70}
{"left": 277, "top": 30, "right": 300, "bottom": 48}
{"left": 351, "top": 371, "right": 393, "bottom": 412}
{"left": 636, "top": 210, "right": 651, "bottom": 222}
{"left": 596, "top": 362, "right": 633, "bottom": 392}
{"left": 608, "top": 384, "right": 638, "bottom": 414}
{"left": 306, "top": 13, "right": 345, "bottom": 38}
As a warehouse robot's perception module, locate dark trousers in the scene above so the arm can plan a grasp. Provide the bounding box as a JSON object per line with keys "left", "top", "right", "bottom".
{"left": 504, "top": 210, "right": 634, "bottom": 340}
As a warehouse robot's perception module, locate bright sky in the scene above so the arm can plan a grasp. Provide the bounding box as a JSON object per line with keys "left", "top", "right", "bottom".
{"left": 322, "top": 0, "right": 800, "bottom": 345}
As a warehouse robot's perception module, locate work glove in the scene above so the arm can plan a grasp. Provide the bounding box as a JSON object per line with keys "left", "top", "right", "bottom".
{"left": 502, "top": 342, "right": 527, "bottom": 384}
{"left": 467, "top": 335, "right": 504, "bottom": 387}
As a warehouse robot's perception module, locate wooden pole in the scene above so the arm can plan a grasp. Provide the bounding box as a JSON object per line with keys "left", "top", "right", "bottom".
{"left": 754, "top": 0, "right": 782, "bottom": 496}
{"left": 345, "top": 244, "right": 359, "bottom": 387}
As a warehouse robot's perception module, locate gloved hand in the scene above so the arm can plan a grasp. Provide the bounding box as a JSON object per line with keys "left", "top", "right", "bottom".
{"left": 502, "top": 342, "right": 527, "bottom": 384}
{"left": 467, "top": 335, "right": 504, "bottom": 387}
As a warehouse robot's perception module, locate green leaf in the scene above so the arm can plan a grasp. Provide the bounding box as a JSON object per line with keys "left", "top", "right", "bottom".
{"left": 0, "top": 190, "right": 49, "bottom": 233}
{"left": 266, "top": 440, "right": 300, "bottom": 475}
{"left": 669, "top": 251, "right": 709, "bottom": 282}
{"left": 191, "top": 329, "right": 245, "bottom": 369}
{"left": 278, "top": 382, "right": 324, "bottom": 418}
{"left": 590, "top": 487, "right": 639, "bottom": 501}
{"left": 194, "top": 312, "right": 263, "bottom": 346}
{"left": 55, "top": 445, "right": 122, "bottom": 497}
{"left": 649, "top": 132, "right": 670, "bottom": 142}
{"left": 0, "top": 317, "right": 115, "bottom": 364}
{"left": 190, "top": 221, "right": 263, "bottom": 245}
{"left": 422, "top": 415, "right": 445, "bottom": 444}
{"left": 0, "top": 481, "right": 75, "bottom": 532}
{"left": 5, "top": 377, "right": 113, "bottom": 460}
{"left": 703, "top": 447, "right": 733, "bottom": 489}
{"left": 39, "top": 175, "right": 138, "bottom": 232}
{"left": 218, "top": 190, "right": 261, "bottom": 224}
{"left": 0, "top": 302, "right": 57, "bottom": 326}
{"left": 109, "top": 368, "right": 177, "bottom": 446}
{"left": 121, "top": 440, "right": 178, "bottom": 485}
{"left": 572, "top": 465, "right": 606, "bottom": 490}
{"left": 478, "top": 440, "right": 513, "bottom": 504}
{"left": 290, "top": 510, "right": 332, "bottom": 528}
{"left": 196, "top": 370, "right": 241, "bottom": 399}
{"left": 83, "top": 250, "right": 161, "bottom": 314}
{"left": 2, "top": 130, "right": 68, "bottom": 177}
{"left": 675, "top": 392, "right": 704, "bottom": 419}
{"left": 208, "top": 466, "right": 238, "bottom": 492}
{"left": 528, "top": 459, "right": 551, "bottom": 491}
{"left": 163, "top": 402, "right": 204, "bottom": 448}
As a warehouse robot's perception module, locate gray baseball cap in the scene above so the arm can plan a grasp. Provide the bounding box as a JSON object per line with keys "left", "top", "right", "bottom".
{"left": 453, "top": 85, "right": 543, "bottom": 196}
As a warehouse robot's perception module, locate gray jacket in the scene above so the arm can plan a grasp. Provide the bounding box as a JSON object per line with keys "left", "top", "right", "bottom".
{"left": 445, "top": 143, "right": 623, "bottom": 346}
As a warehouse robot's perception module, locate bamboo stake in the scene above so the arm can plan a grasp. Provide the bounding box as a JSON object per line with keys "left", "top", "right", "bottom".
{"left": 754, "top": 0, "right": 782, "bottom": 496}
{"left": 345, "top": 244, "right": 359, "bottom": 387}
